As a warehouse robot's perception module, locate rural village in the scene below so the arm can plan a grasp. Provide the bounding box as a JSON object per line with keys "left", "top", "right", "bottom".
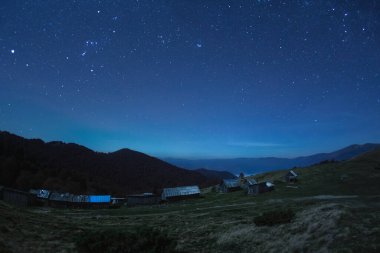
{"left": 0, "top": 170, "right": 298, "bottom": 209}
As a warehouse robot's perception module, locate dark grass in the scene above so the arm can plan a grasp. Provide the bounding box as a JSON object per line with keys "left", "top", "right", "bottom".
{"left": 76, "top": 227, "right": 181, "bottom": 253}
{"left": 253, "top": 208, "right": 295, "bottom": 226}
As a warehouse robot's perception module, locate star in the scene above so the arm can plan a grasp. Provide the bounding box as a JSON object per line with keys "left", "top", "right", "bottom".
{"left": 10, "top": 49, "right": 15, "bottom": 54}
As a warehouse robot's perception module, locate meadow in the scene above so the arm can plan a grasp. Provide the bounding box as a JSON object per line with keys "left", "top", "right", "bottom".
{"left": 1, "top": 151, "right": 380, "bottom": 253}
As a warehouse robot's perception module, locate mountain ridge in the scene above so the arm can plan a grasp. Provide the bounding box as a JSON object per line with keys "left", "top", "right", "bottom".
{"left": 0, "top": 131, "right": 221, "bottom": 195}
{"left": 163, "top": 143, "right": 380, "bottom": 175}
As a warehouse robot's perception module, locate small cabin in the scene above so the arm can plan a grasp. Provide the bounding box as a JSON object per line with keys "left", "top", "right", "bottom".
{"left": 220, "top": 179, "right": 241, "bottom": 193}
{"left": 241, "top": 178, "right": 257, "bottom": 191}
{"left": 247, "top": 182, "right": 275, "bottom": 195}
{"left": 127, "top": 193, "right": 159, "bottom": 206}
{"left": 1, "top": 187, "right": 34, "bottom": 207}
{"left": 285, "top": 170, "right": 298, "bottom": 183}
{"left": 161, "top": 185, "right": 200, "bottom": 201}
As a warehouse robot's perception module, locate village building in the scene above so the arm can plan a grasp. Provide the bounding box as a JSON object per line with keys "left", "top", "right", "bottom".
{"left": 220, "top": 179, "right": 241, "bottom": 193}
{"left": 247, "top": 182, "right": 275, "bottom": 195}
{"left": 87, "top": 195, "right": 111, "bottom": 208}
{"left": 1, "top": 187, "right": 34, "bottom": 207}
{"left": 241, "top": 178, "right": 258, "bottom": 191}
{"left": 285, "top": 170, "right": 298, "bottom": 183}
{"left": 127, "top": 193, "right": 159, "bottom": 206}
{"left": 29, "top": 189, "right": 51, "bottom": 206}
{"left": 161, "top": 185, "right": 200, "bottom": 201}
{"left": 71, "top": 194, "right": 90, "bottom": 208}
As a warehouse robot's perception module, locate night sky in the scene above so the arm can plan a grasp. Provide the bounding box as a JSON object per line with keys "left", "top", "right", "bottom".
{"left": 1, "top": 1, "right": 380, "bottom": 159}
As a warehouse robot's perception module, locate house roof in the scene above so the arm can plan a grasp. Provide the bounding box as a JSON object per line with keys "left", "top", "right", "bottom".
{"left": 289, "top": 170, "right": 298, "bottom": 177}
{"left": 30, "top": 189, "right": 50, "bottom": 199}
{"left": 49, "top": 192, "right": 73, "bottom": 202}
{"left": 162, "top": 185, "right": 200, "bottom": 199}
{"left": 72, "top": 195, "right": 89, "bottom": 202}
{"left": 88, "top": 195, "right": 111, "bottom": 203}
{"left": 245, "top": 178, "right": 257, "bottom": 185}
{"left": 222, "top": 179, "right": 240, "bottom": 188}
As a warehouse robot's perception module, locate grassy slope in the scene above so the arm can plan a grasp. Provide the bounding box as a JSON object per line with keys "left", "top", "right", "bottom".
{"left": 1, "top": 151, "right": 380, "bottom": 253}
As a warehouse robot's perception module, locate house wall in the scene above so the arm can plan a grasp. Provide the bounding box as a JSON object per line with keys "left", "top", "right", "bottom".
{"left": 2, "top": 188, "right": 32, "bottom": 207}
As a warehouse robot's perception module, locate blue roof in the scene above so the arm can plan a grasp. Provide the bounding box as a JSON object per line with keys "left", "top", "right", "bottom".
{"left": 88, "top": 195, "right": 111, "bottom": 203}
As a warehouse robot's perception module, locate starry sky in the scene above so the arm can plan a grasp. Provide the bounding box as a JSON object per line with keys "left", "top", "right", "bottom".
{"left": 1, "top": 0, "right": 380, "bottom": 159}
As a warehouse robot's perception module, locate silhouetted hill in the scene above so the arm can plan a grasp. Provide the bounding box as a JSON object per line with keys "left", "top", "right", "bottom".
{"left": 0, "top": 131, "right": 216, "bottom": 195}
{"left": 164, "top": 143, "right": 380, "bottom": 175}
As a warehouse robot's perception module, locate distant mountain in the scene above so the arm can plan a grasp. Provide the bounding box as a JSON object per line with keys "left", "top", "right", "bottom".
{"left": 194, "top": 168, "right": 236, "bottom": 181}
{"left": 0, "top": 131, "right": 218, "bottom": 195}
{"left": 164, "top": 143, "right": 380, "bottom": 175}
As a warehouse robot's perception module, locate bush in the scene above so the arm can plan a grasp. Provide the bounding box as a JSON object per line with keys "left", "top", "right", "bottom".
{"left": 76, "top": 227, "right": 180, "bottom": 253}
{"left": 254, "top": 208, "right": 295, "bottom": 226}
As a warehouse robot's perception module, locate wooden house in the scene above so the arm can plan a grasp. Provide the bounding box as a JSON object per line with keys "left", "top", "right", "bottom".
{"left": 285, "top": 170, "right": 298, "bottom": 183}
{"left": 247, "top": 182, "right": 275, "bottom": 195}
{"left": 241, "top": 178, "right": 257, "bottom": 191}
{"left": 220, "top": 179, "right": 241, "bottom": 193}
{"left": 161, "top": 185, "right": 200, "bottom": 201}
{"left": 1, "top": 187, "right": 34, "bottom": 207}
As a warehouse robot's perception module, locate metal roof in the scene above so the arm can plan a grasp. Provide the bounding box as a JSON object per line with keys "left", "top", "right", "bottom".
{"left": 162, "top": 185, "right": 200, "bottom": 200}
{"left": 245, "top": 178, "right": 257, "bottom": 185}
{"left": 72, "top": 195, "right": 89, "bottom": 203}
{"left": 31, "top": 189, "right": 50, "bottom": 199}
{"left": 222, "top": 179, "right": 240, "bottom": 188}
{"left": 88, "top": 195, "right": 111, "bottom": 203}
{"left": 49, "top": 192, "right": 73, "bottom": 202}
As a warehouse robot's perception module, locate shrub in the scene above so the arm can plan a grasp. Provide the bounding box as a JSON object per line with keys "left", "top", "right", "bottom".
{"left": 76, "top": 227, "right": 180, "bottom": 253}
{"left": 254, "top": 208, "right": 295, "bottom": 226}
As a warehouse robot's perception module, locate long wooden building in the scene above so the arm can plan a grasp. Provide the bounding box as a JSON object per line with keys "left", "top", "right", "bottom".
{"left": 161, "top": 185, "right": 200, "bottom": 201}
{"left": 1, "top": 187, "right": 35, "bottom": 207}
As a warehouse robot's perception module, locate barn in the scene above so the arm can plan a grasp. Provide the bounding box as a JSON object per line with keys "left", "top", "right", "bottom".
{"left": 1, "top": 187, "right": 34, "bottom": 207}
{"left": 220, "top": 179, "right": 241, "bottom": 193}
{"left": 247, "top": 182, "right": 275, "bottom": 195}
{"left": 285, "top": 170, "right": 298, "bottom": 183}
{"left": 127, "top": 193, "right": 160, "bottom": 206}
{"left": 161, "top": 185, "right": 200, "bottom": 201}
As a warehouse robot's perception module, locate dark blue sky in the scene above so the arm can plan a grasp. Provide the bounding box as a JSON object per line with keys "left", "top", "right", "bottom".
{"left": 1, "top": 0, "right": 380, "bottom": 158}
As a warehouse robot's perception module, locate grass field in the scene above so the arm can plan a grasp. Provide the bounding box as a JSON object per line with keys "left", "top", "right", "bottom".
{"left": 1, "top": 151, "right": 380, "bottom": 253}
